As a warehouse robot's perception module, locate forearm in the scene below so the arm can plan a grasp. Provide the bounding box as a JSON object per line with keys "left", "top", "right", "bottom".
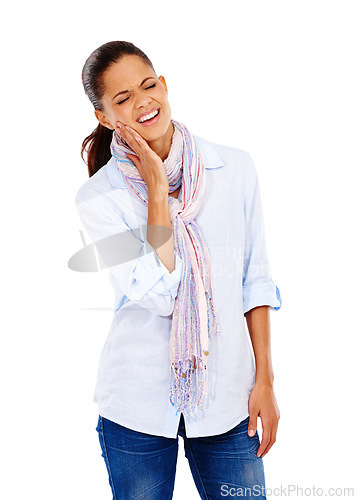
{"left": 147, "top": 192, "right": 175, "bottom": 273}
{"left": 245, "top": 305, "right": 274, "bottom": 385}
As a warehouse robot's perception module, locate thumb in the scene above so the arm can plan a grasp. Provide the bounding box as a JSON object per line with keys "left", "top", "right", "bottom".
{"left": 126, "top": 153, "right": 140, "bottom": 168}
{"left": 126, "top": 153, "right": 148, "bottom": 186}
{"left": 248, "top": 413, "right": 258, "bottom": 437}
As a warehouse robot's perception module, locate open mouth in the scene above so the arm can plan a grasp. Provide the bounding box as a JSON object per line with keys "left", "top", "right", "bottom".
{"left": 137, "top": 108, "right": 160, "bottom": 125}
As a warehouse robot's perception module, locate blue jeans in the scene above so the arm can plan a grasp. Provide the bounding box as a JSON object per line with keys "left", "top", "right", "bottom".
{"left": 96, "top": 413, "right": 267, "bottom": 499}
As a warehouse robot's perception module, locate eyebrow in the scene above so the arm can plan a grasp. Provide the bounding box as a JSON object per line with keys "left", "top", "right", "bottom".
{"left": 112, "top": 77, "right": 155, "bottom": 101}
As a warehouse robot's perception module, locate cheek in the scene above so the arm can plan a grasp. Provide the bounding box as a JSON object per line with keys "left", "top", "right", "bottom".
{"left": 112, "top": 106, "right": 130, "bottom": 122}
{"left": 159, "top": 91, "right": 170, "bottom": 110}
{"left": 106, "top": 106, "right": 118, "bottom": 120}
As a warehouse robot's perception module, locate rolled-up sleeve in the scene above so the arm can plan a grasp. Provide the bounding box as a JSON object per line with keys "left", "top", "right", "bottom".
{"left": 242, "top": 154, "right": 282, "bottom": 315}
{"left": 75, "top": 194, "right": 183, "bottom": 317}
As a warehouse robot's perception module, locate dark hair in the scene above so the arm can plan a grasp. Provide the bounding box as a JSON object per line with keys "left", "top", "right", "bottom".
{"left": 81, "top": 41, "right": 156, "bottom": 177}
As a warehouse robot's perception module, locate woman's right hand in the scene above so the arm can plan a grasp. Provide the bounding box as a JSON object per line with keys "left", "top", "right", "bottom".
{"left": 115, "top": 121, "right": 169, "bottom": 198}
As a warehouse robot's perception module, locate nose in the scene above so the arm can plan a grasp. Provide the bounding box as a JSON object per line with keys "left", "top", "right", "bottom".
{"left": 134, "top": 89, "right": 152, "bottom": 108}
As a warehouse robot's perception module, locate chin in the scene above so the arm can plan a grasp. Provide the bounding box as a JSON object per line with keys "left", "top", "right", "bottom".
{"left": 141, "top": 122, "right": 170, "bottom": 141}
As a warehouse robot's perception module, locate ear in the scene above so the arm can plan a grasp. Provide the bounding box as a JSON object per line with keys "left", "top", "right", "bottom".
{"left": 158, "top": 75, "right": 168, "bottom": 93}
{"left": 94, "top": 109, "right": 115, "bottom": 130}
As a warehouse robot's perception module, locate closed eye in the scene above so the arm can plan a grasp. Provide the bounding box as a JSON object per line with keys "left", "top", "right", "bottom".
{"left": 117, "top": 84, "right": 156, "bottom": 105}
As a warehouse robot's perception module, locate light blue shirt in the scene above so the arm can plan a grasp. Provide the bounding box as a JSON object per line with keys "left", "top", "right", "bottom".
{"left": 75, "top": 134, "right": 282, "bottom": 438}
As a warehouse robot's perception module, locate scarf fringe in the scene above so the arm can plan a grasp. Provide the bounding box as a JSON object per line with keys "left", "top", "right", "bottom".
{"left": 169, "top": 356, "right": 208, "bottom": 417}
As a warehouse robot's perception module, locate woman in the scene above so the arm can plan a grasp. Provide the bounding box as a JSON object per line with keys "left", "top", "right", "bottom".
{"left": 76, "top": 40, "right": 282, "bottom": 499}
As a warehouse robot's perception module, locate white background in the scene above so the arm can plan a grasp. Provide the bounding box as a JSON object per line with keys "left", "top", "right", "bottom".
{"left": 1, "top": 1, "right": 354, "bottom": 498}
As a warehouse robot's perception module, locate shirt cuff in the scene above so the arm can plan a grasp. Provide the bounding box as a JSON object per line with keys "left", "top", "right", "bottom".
{"left": 131, "top": 241, "right": 183, "bottom": 300}
{"left": 243, "top": 280, "right": 282, "bottom": 314}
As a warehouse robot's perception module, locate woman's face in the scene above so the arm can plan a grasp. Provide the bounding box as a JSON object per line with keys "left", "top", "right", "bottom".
{"left": 96, "top": 55, "right": 172, "bottom": 143}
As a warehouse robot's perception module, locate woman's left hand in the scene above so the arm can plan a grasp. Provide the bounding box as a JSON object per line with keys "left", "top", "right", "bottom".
{"left": 247, "top": 381, "right": 280, "bottom": 458}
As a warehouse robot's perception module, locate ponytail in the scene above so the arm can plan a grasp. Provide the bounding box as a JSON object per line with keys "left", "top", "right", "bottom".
{"left": 81, "top": 123, "right": 113, "bottom": 178}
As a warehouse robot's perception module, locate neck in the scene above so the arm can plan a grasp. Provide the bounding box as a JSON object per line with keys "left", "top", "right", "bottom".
{"left": 146, "top": 121, "right": 175, "bottom": 162}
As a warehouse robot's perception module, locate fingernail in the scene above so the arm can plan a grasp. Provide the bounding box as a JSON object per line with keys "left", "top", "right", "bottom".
{"left": 257, "top": 452, "right": 261, "bottom": 458}
{"left": 248, "top": 429, "right": 255, "bottom": 436}
{"left": 116, "top": 123, "right": 121, "bottom": 129}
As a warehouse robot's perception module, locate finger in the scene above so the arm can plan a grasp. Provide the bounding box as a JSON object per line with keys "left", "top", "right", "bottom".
{"left": 125, "top": 126, "right": 149, "bottom": 149}
{"left": 256, "top": 432, "right": 270, "bottom": 458}
{"left": 117, "top": 123, "right": 152, "bottom": 152}
{"left": 256, "top": 420, "right": 272, "bottom": 458}
{"left": 259, "top": 425, "right": 277, "bottom": 458}
{"left": 115, "top": 121, "right": 124, "bottom": 136}
{"left": 117, "top": 124, "right": 144, "bottom": 153}
{"left": 117, "top": 122, "right": 138, "bottom": 140}
{"left": 260, "top": 438, "right": 275, "bottom": 458}
{"left": 247, "top": 412, "right": 258, "bottom": 437}
{"left": 116, "top": 123, "right": 159, "bottom": 169}
{"left": 124, "top": 124, "right": 142, "bottom": 138}
{"left": 114, "top": 123, "right": 129, "bottom": 144}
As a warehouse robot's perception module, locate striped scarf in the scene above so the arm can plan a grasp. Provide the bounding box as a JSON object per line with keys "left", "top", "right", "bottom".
{"left": 110, "top": 119, "right": 220, "bottom": 417}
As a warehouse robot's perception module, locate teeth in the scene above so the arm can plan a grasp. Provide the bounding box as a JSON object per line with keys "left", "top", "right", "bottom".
{"left": 138, "top": 109, "right": 159, "bottom": 123}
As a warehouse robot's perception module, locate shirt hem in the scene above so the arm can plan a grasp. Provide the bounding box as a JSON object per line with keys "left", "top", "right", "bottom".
{"left": 94, "top": 403, "right": 179, "bottom": 439}
{"left": 183, "top": 411, "right": 250, "bottom": 438}
{"left": 94, "top": 400, "right": 250, "bottom": 439}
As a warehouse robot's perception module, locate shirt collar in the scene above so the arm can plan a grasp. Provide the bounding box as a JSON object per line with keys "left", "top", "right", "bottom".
{"left": 106, "top": 134, "right": 225, "bottom": 189}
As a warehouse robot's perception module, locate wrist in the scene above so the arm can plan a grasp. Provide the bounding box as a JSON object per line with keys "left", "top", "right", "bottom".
{"left": 148, "top": 187, "right": 168, "bottom": 202}
{"left": 255, "top": 370, "right": 274, "bottom": 387}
